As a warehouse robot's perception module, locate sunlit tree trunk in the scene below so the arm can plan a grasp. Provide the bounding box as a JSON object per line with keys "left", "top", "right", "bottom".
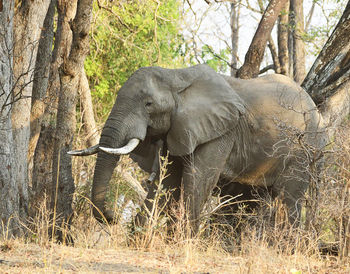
{"left": 256, "top": 0, "right": 280, "bottom": 74}
{"left": 237, "top": 0, "right": 288, "bottom": 79}
{"left": 11, "top": 0, "right": 50, "bottom": 220}
{"left": 290, "top": 0, "right": 306, "bottom": 83}
{"left": 28, "top": 0, "right": 56, "bottom": 185}
{"left": 31, "top": 0, "right": 76, "bottom": 213}
{"left": 230, "top": 1, "right": 240, "bottom": 76}
{"left": 51, "top": 0, "right": 93, "bottom": 240}
{"left": 277, "top": 1, "right": 290, "bottom": 76}
{"left": 267, "top": 36, "right": 281, "bottom": 74}
{"left": 288, "top": 18, "right": 294, "bottom": 78}
{"left": 0, "top": 0, "right": 19, "bottom": 235}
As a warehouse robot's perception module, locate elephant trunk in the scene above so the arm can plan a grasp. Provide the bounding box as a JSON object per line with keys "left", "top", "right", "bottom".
{"left": 90, "top": 113, "right": 147, "bottom": 223}
{"left": 91, "top": 150, "right": 120, "bottom": 223}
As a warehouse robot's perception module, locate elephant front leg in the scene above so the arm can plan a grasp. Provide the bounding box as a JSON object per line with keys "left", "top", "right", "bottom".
{"left": 182, "top": 136, "right": 234, "bottom": 233}
{"left": 135, "top": 155, "right": 183, "bottom": 227}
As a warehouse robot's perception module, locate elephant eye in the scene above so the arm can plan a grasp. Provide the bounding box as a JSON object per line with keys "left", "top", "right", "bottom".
{"left": 145, "top": 102, "right": 152, "bottom": 108}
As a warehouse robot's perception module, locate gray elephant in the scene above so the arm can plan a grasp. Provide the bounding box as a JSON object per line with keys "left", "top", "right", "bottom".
{"left": 69, "top": 64, "right": 327, "bottom": 230}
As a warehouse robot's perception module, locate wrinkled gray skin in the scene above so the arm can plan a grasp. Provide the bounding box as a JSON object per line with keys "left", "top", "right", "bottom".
{"left": 70, "top": 64, "right": 327, "bottom": 230}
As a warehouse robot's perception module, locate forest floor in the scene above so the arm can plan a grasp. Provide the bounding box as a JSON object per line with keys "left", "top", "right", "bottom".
{"left": 0, "top": 237, "right": 348, "bottom": 273}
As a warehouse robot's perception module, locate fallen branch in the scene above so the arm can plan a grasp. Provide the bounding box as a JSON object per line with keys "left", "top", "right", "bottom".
{"left": 120, "top": 171, "right": 147, "bottom": 202}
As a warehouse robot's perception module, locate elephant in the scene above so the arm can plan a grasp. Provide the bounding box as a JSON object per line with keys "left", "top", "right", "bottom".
{"left": 69, "top": 64, "right": 327, "bottom": 231}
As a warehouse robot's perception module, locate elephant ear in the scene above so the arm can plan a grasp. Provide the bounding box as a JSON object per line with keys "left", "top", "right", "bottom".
{"left": 167, "top": 67, "right": 246, "bottom": 156}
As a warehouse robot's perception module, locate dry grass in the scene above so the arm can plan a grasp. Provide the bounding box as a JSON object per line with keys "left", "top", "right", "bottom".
{"left": 1, "top": 124, "right": 350, "bottom": 273}
{"left": 0, "top": 228, "right": 346, "bottom": 273}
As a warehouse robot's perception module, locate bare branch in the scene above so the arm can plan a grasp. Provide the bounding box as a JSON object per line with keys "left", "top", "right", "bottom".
{"left": 259, "top": 64, "right": 275, "bottom": 74}
{"left": 204, "top": 44, "right": 233, "bottom": 69}
{"left": 305, "top": 0, "right": 315, "bottom": 32}
{"left": 96, "top": 0, "right": 132, "bottom": 32}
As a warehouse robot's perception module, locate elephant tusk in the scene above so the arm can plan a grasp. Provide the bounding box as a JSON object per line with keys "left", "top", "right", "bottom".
{"left": 67, "top": 144, "right": 100, "bottom": 156}
{"left": 99, "top": 138, "right": 140, "bottom": 155}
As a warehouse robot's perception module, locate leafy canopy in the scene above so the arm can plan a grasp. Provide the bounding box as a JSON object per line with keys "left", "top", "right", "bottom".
{"left": 85, "top": 0, "right": 184, "bottom": 119}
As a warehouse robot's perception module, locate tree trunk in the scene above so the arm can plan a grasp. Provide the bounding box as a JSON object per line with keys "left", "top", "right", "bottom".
{"left": 268, "top": 36, "right": 281, "bottom": 74}
{"left": 290, "top": 0, "right": 306, "bottom": 83}
{"left": 31, "top": 0, "right": 76, "bottom": 214}
{"left": 321, "top": 80, "right": 350, "bottom": 131}
{"left": 278, "top": 1, "right": 290, "bottom": 76}
{"left": 230, "top": 1, "right": 240, "bottom": 76}
{"left": 51, "top": 0, "right": 93, "bottom": 238}
{"left": 302, "top": 1, "right": 350, "bottom": 129}
{"left": 288, "top": 15, "right": 294, "bottom": 79}
{"left": 11, "top": 0, "right": 51, "bottom": 221}
{"left": 236, "top": 0, "right": 288, "bottom": 79}
{"left": 28, "top": 0, "right": 56, "bottom": 185}
{"left": 79, "top": 69, "right": 99, "bottom": 147}
{"left": 256, "top": 0, "right": 280, "bottom": 74}
{"left": 0, "top": 0, "right": 19, "bottom": 235}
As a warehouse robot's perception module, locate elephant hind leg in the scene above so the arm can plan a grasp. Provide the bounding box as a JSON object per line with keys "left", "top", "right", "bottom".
{"left": 215, "top": 181, "right": 267, "bottom": 217}
{"left": 213, "top": 180, "right": 273, "bottom": 236}
{"left": 272, "top": 171, "right": 309, "bottom": 226}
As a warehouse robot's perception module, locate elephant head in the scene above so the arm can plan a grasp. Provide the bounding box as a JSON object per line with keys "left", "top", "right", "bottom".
{"left": 69, "top": 64, "right": 246, "bottom": 223}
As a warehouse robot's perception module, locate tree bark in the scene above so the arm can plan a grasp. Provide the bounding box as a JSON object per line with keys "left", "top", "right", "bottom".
{"left": 31, "top": 0, "right": 76, "bottom": 214}
{"left": 28, "top": 0, "right": 56, "bottom": 184}
{"left": 278, "top": 1, "right": 289, "bottom": 76}
{"left": 302, "top": 1, "right": 350, "bottom": 129}
{"left": 321, "top": 80, "right": 350, "bottom": 130}
{"left": 0, "top": 0, "right": 18, "bottom": 235}
{"left": 267, "top": 36, "right": 281, "bottom": 74}
{"left": 11, "top": 0, "right": 51, "bottom": 222}
{"left": 290, "top": 0, "right": 306, "bottom": 83}
{"left": 302, "top": 1, "right": 350, "bottom": 102}
{"left": 256, "top": 0, "right": 280, "bottom": 74}
{"left": 236, "top": 0, "right": 288, "bottom": 79}
{"left": 288, "top": 16, "right": 294, "bottom": 79}
{"left": 79, "top": 69, "right": 99, "bottom": 147}
{"left": 230, "top": 1, "right": 240, "bottom": 76}
{"left": 51, "top": 0, "right": 93, "bottom": 235}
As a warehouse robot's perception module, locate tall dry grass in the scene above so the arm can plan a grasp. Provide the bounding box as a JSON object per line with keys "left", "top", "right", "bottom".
{"left": 1, "top": 123, "right": 350, "bottom": 272}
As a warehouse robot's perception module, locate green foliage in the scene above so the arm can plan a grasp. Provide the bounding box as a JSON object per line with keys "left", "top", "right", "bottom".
{"left": 305, "top": 0, "right": 346, "bottom": 56}
{"left": 201, "top": 45, "right": 231, "bottom": 74}
{"left": 85, "top": 0, "right": 185, "bottom": 120}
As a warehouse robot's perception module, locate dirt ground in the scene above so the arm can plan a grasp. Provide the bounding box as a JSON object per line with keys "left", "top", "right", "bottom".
{"left": 0, "top": 242, "right": 238, "bottom": 273}
{"left": 1, "top": 241, "right": 349, "bottom": 273}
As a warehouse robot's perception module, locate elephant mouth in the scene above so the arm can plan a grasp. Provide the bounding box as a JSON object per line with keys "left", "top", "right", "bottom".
{"left": 68, "top": 138, "right": 140, "bottom": 156}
